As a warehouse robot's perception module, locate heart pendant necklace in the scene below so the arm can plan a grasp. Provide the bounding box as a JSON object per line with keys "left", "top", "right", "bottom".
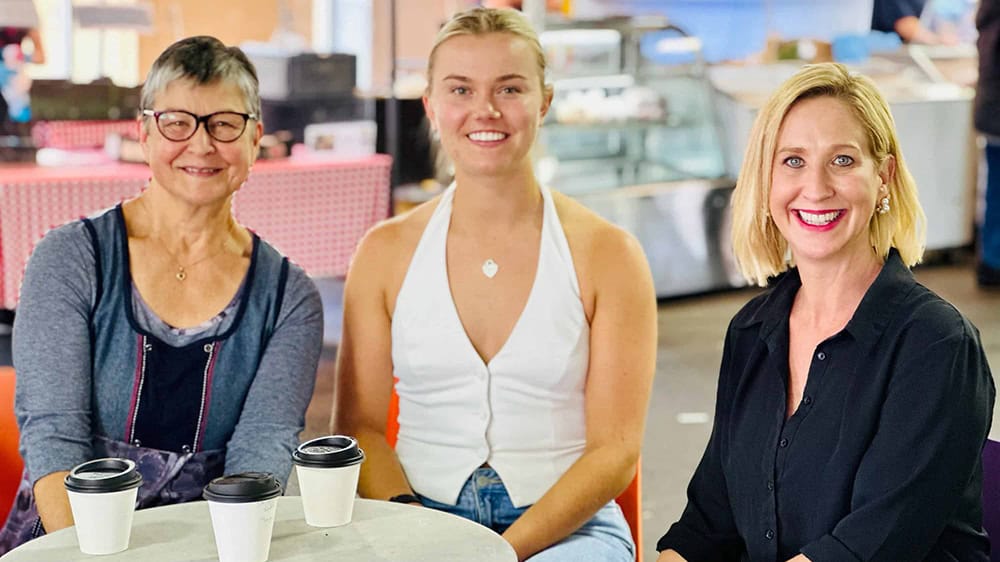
{"left": 481, "top": 259, "right": 499, "bottom": 279}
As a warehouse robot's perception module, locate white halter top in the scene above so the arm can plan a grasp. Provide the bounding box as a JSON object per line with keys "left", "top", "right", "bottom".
{"left": 391, "top": 183, "right": 590, "bottom": 507}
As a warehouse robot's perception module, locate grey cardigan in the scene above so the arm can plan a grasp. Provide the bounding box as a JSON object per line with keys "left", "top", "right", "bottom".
{"left": 13, "top": 206, "right": 323, "bottom": 487}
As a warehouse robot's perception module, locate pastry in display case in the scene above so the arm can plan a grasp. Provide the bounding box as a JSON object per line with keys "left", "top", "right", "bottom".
{"left": 538, "top": 17, "right": 743, "bottom": 297}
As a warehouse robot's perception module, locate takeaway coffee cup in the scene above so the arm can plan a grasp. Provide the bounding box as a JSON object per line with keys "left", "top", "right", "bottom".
{"left": 292, "top": 435, "right": 365, "bottom": 527}
{"left": 63, "top": 458, "right": 143, "bottom": 555}
{"left": 203, "top": 472, "right": 282, "bottom": 562}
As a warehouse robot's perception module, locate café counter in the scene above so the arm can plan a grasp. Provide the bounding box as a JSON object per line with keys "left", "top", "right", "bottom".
{"left": 0, "top": 154, "right": 392, "bottom": 309}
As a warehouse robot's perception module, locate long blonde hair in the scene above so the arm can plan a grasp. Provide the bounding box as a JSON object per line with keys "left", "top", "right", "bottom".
{"left": 730, "top": 63, "right": 926, "bottom": 286}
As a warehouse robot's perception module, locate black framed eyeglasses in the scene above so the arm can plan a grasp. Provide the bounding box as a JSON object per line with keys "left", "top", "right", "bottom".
{"left": 141, "top": 109, "right": 258, "bottom": 143}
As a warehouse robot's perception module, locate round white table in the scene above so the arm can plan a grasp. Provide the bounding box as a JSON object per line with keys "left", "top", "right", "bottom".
{"left": 0, "top": 497, "right": 518, "bottom": 561}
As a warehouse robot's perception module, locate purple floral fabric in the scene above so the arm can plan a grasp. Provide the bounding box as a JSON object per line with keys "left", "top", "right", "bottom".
{"left": 0, "top": 435, "right": 224, "bottom": 555}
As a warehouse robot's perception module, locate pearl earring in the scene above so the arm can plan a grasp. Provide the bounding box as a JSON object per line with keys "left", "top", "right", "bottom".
{"left": 877, "top": 195, "right": 890, "bottom": 215}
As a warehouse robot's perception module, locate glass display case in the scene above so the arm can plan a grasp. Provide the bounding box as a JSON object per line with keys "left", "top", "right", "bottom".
{"left": 538, "top": 17, "right": 744, "bottom": 296}
{"left": 540, "top": 20, "right": 727, "bottom": 193}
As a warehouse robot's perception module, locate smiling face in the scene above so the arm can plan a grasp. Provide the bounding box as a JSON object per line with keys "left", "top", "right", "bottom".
{"left": 769, "top": 96, "right": 893, "bottom": 269}
{"left": 140, "top": 79, "right": 262, "bottom": 207}
{"left": 422, "top": 32, "right": 551, "bottom": 180}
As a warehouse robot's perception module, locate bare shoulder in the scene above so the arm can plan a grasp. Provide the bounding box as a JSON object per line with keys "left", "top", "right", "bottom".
{"left": 550, "top": 190, "right": 652, "bottom": 310}
{"left": 348, "top": 195, "right": 441, "bottom": 298}
{"left": 550, "top": 190, "right": 647, "bottom": 268}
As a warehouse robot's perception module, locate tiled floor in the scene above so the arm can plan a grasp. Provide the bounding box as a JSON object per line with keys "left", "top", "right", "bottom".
{"left": 3, "top": 256, "right": 998, "bottom": 560}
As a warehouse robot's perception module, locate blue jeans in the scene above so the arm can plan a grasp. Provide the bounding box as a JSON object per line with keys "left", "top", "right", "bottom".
{"left": 418, "top": 467, "right": 635, "bottom": 561}
{"left": 983, "top": 141, "right": 1000, "bottom": 268}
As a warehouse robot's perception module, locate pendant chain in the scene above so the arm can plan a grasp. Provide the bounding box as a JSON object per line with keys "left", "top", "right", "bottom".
{"left": 139, "top": 196, "right": 236, "bottom": 281}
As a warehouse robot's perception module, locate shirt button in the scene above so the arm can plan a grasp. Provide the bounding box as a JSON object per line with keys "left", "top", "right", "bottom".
{"left": 779, "top": 438, "right": 789, "bottom": 448}
{"left": 765, "top": 529, "right": 775, "bottom": 540}
{"left": 204, "top": 343, "right": 214, "bottom": 353}
{"left": 803, "top": 396, "right": 813, "bottom": 405}
{"left": 766, "top": 480, "right": 774, "bottom": 491}
{"left": 816, "top": 351, "right": 826, "bottom": 361}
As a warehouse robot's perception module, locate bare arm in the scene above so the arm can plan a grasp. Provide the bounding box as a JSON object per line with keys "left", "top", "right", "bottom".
{"left": 26, "top": 28, "right": 45, "bottom": 64}
{"left": 894, "top": 15, "right": 946, "bottom": 44}
{"left": 331, "top": 225, "right": 415, "bottom": 501}
{"left": 501, "top": 225, "right": 657, "bottom": 560}
{"left": 33, "top": 472, "right": 72, "bottom": 532}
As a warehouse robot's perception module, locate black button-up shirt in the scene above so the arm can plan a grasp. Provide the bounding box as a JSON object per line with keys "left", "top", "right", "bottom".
{"left": 658, "top": 250, "right": 995, "bottom": 562}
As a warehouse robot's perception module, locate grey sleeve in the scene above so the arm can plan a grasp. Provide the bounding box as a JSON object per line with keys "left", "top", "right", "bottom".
{"left": 12, "top": 222, "right": 98, "bottom": 485}
{"left": 223, "top": 263, "right": 324, "bottom": 489}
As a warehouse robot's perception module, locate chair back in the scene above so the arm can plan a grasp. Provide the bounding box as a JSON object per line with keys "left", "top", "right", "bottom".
{"left": 985, "top": 439, "right": 1000, "bottom": 562}
{"left": 385, "top": 385, "right": 644, "bottom": 561}
{"left": 0, "top": 366, "right": 22, "bottom": 524}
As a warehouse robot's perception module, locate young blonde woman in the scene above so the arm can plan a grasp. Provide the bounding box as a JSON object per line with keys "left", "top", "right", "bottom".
{"left": 657, "top": 63, "right": 994, "bottom": 562}
{"left": 333, "top": 8, "right": 657, "bottom": 561}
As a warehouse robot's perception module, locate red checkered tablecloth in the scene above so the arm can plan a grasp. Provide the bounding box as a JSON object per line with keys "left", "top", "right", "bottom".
{"left": 235, "top": 156, "right": 392, "bottom": 280}
{"left": 0, "top": 155, "right": 391, "bottom": 309}
{"left": 31, "top": 120, "right": 140, "bottom": 149}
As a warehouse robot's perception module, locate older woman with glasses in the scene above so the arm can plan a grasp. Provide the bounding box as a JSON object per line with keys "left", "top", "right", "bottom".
{"left": 0, "top": 36, "right": 323, "bottom": 554}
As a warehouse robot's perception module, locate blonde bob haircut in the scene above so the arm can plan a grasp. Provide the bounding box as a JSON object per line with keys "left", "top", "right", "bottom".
{"left": 730, "top": 62, "right": 926, "bottom": 286}
{"left": 426, "top": 7, "right": 550, "bottom": 95}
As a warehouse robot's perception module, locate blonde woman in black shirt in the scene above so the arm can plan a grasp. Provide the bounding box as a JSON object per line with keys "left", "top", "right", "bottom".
{"left": 657, "top": 63, "right": 995, "bottom": 562}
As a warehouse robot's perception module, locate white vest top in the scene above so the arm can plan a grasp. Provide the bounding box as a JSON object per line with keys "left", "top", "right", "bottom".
{"left": 391, "top": 183, "right": 590, "bottom": 507}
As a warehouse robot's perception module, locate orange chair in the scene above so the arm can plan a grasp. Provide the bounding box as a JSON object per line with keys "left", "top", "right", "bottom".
{"left": 385, "top": 386, "right": 644, "bottom": 561}
{"left": 0, "top": 366, "right": 22, "bottom": 524}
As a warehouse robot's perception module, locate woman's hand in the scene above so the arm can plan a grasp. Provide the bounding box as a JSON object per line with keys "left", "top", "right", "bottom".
{"left": 33, "top": 471, "right": 73, "bottom": 532}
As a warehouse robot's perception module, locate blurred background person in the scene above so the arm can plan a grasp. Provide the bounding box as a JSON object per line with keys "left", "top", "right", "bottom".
{"left": 871, "top": 0, "right": 962, "bottom": 44}
{"left": 976, "top": 0, "right": 1000, "bottom": 287}
{"left": 0, "top": 0, "right": 46, "bottom": 125}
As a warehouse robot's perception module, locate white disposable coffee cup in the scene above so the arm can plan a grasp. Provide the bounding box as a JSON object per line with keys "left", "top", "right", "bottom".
{"left": 292, "top": 435, "right": 365, "bottom": 527}
{"left": 202, "top": 472, "right": 282, "bottom": 562}
{"left": 64, "top": 458, "right": 143, "bottom": 555}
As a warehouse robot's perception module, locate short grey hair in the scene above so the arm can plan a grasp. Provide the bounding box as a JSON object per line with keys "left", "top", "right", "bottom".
{"left": 140, "top": 36, "right": 260, "bottom": 122}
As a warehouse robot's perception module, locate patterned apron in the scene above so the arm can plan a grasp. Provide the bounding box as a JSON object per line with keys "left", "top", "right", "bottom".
{"left": 0, "top": 435, "right": 224, "bottom": 554}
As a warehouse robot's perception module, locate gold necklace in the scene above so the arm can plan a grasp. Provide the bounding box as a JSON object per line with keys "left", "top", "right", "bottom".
{"left": 155, "top": 231, "right": 232, "bottom": 281}
{"left": 139, "top": 197, "right": 237, "bottom": 281}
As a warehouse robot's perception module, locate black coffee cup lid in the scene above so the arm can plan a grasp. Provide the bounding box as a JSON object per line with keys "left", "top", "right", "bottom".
{"left": 64, "top": 458, "right": 142, "bottom": 493}
{"left": 202, "top": 472, "right": 282, "bottom": 504}
{"left": 292, "top": 435, "right": 365, "bottom": 468}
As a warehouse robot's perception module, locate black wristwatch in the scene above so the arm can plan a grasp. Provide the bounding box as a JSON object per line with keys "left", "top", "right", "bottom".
{"left": 388, "top": 493, "right": 421, "bottom": 504}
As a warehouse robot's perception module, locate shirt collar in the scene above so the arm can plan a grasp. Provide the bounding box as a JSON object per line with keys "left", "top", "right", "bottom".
{"left": 736, "top": 249, "right": 916, "bottom": 354}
